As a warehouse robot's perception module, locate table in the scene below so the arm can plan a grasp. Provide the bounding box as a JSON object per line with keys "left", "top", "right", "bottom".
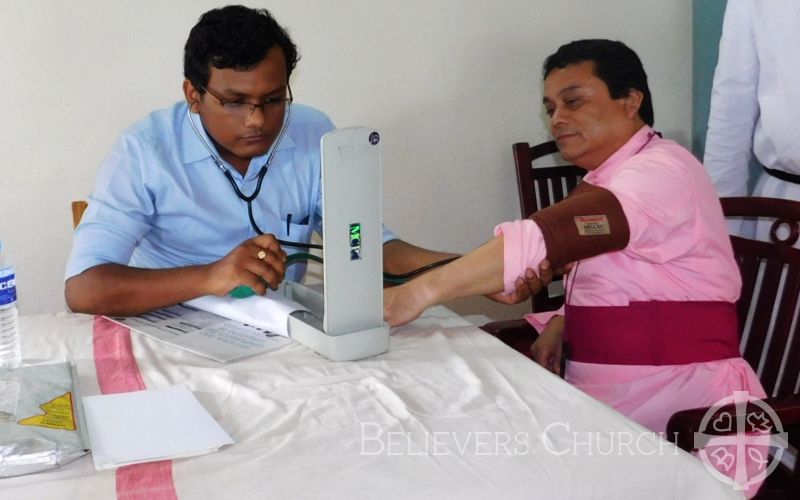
{"left": 2, "top": 308, "right": 741, "bottom": 499}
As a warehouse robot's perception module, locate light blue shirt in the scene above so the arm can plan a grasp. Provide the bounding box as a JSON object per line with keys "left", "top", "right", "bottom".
{"left": 66, "top": 101, "right": 396, "bottom": 282}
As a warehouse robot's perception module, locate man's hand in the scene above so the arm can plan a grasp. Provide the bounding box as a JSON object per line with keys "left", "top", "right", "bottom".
{"left": 383, "top": 280, "right": 435, "bottom": 327}
{"left": 486, "top": 260, "right": 555, "bottom": 305}
{"left": 204, "top": 234, "right": 287, "bottom": 296}
{"left": 530, "top": 316, "right": 565, "bottom": 375}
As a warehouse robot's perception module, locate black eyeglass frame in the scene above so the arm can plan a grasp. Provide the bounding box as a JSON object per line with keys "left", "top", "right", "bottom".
{"left": 201, "top": 84, "right": 293, "bottom": 117}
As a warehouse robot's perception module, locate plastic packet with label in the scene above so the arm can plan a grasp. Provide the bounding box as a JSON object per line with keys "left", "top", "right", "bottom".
{"left": 0, "top": 361, "right": 89, "bottom": 477}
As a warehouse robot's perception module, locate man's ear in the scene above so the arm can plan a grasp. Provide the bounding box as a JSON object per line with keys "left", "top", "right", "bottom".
{"left": 622, "top": 89, "right": 644, "bottom": 118}
{"left": 183, "top": 79, "right": 201, "bottom": 113}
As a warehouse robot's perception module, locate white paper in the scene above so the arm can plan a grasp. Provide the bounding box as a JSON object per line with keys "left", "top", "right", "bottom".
{"left": 82, "top": 385, "right": 234, "bottom": 470}
{"left": 108, "top": 301, "right": 293, "bottom": 363}
{"left": 185, "top": 290, "right": 308, "bottom": 337}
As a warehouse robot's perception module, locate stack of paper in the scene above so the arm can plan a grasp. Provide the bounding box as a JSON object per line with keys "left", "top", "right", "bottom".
{"left": 82, "top": 385, "right": 233, "bottom": 470}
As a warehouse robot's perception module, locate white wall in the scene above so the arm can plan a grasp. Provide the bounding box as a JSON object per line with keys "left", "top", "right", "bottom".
{"left": 0, "top": 0, "right": 692, "bottom": 317}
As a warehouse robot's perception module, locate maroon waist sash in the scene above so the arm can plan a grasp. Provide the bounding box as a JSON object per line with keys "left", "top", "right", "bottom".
{"left": 564, "top": 301, "right": 740, "bottom": 366}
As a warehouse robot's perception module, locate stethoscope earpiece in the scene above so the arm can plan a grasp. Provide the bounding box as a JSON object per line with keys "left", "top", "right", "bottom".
{"left": 186, "top": 103, "right": 317, "bottom": 250}
{"left": 186, "top": 103, "right": 291, "bottom": 173}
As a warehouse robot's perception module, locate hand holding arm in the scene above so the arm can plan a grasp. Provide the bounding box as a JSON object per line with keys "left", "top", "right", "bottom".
{"left": 385, "top": 183, "right": 630, "bottom": 326}
{"left": 485, "top": 260, "right": 555, "bottom": 305}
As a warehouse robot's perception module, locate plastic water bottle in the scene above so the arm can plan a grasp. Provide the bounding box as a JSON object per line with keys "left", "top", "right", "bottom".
{"left": 0, "top": 241, "right": 21, "bottom": 369}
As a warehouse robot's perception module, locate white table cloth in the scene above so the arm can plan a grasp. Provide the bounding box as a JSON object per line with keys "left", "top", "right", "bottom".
{"left": 1, "top": 308, "right": 741, "bottom": 499}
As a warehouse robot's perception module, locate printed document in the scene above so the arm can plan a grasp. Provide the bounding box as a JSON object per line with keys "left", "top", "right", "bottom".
{"left": 108, "top": 292, "right": 307, "bottom": 363}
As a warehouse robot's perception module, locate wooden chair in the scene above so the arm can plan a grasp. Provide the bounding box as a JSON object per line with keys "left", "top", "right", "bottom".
{"left": 512, "top": 140, "right": 584, "bottom": 312}
{"left": 667, "top": 197, "right": 800, "bottom": 499}
{"left": 480, "top": 319, "right": 540, "bottom": 361}
{"left": 484, "top": 196, "right": 800, "bottom": 470}
{"left": 71, "top": 201, "right": 88, "bottom": 229}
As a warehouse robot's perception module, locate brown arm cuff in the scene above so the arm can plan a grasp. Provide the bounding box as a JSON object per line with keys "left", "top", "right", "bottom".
{"left": 530, "top": 182, "right": 630, "bottom": 268}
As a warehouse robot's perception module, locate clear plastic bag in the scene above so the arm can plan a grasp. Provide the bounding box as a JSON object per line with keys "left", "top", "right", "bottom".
{"left": 1, "top": 362, "right": 89, "bottom": 477}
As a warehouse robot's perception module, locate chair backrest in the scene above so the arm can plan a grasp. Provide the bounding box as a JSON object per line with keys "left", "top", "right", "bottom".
{"left": 721, "top": 197, "right": 800, "bottom": 398}
{"left": 512, "top": 140, "right": 585, "bottom": 312}
{"left": 513, "top": 141, "right": 585, "bottom": 219}
{"left": 71, "top": 201, "right": 88, "bottom": 229}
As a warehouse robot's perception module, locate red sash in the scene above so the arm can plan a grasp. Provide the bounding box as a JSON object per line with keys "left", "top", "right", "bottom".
{"left": 564, "top": 301, "right": 740, "bottom": 365}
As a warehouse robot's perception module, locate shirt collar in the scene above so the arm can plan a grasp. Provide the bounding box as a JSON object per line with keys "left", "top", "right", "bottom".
{"left": 180, "top": 103, "right": 296, "bottom": 167}
{"left": 584, "top": 125, "right": 655, "bottom": 183}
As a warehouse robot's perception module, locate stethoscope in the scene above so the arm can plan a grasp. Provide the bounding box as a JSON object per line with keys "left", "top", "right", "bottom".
{"left": 187, "top": 96, "right": 458, "bottom": 282}
{"left": 187, "top": 102, "right": 320, "bottom": 250}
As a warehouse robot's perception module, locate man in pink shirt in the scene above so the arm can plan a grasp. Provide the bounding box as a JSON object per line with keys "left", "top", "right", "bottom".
{"left": 384, "top": 39, "right": 764, "bottom": 435}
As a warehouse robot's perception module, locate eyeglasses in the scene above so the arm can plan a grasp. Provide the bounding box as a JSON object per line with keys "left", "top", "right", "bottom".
{"left": 202, "top": 85, "right": 293, "bottom": 118}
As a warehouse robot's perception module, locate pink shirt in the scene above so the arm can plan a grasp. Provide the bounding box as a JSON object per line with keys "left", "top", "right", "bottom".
{"left": 496, "top": 126, "right": 741, "bottom": 305}
{"left": 494, "top": 127, "right": 764, "bottom": 445}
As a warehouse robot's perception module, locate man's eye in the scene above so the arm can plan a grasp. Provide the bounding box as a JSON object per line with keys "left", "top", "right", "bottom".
{"left": 544, "top": 107, "right": 555, "bottom": 117}
{"left": 224, "top": 102, "right": 245, "bottom": 109}
{"left": 565, "top": 98, "right": 581, "bottom": 108}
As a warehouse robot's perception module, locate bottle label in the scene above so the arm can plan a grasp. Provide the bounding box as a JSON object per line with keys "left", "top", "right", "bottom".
{"left": 0, "top": 273, "right": 16, "bottom": 306}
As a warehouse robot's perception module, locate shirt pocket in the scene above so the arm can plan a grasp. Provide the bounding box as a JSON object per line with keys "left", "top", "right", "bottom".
{"left": 279, "top": 218, "right": 315, "bottom": 245}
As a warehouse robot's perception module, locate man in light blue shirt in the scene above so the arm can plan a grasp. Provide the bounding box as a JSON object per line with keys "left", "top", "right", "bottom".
{"left": 66, "top": 5, "right": 546, "bottom": 316}
{"left": 66, "top": 100, "right": 354, "bottom": 283}
{"left": 65, "top": 6, "right": 460, "bottom": 316}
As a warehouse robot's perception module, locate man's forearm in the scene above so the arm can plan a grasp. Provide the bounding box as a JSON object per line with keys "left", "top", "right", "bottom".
{"left": 382, "top": 239, "right": 459, "bottom": 275}
{"left": 65, "top": 263, "right": 214, "bottom": 316}
{"left": 418, "top": 236, "right": 506, "bottom": 303}
{"left": 66, "top": 234, "right": 286, "bottom": 316}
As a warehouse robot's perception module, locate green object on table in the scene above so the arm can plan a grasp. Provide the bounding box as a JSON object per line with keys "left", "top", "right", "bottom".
{"left": 229, "top": 285, "right": 256, "bottom": 298}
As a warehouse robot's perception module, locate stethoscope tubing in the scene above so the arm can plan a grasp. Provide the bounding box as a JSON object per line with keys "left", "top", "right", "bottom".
{"left": 187, "top": 103, "right": 322, "bottom": 250}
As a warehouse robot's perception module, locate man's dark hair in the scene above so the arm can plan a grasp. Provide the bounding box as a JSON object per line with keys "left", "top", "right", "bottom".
{"left": 184, "top": 5, "right": 299, "bottom": 92}
{"left": 543, "top": 39, "right": 654, "bottom": 126}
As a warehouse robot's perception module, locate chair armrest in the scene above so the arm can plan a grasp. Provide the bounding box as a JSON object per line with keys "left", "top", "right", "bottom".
{"left": 666, "top": 394, "right": 800, "bottom": 452}
{"left": 480, "top": 319, "right": 539, "bottom": 359}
